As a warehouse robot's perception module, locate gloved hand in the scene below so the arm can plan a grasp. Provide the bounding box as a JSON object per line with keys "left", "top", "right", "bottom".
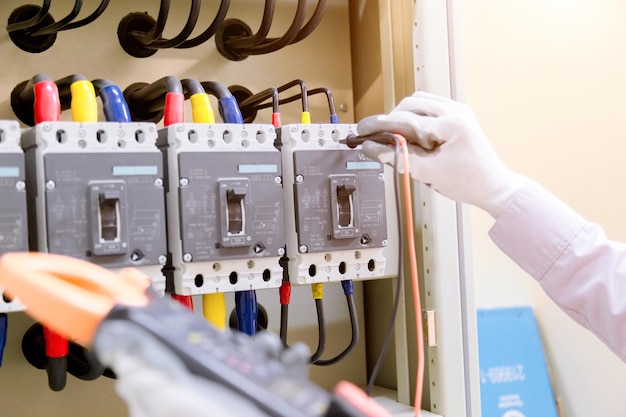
{"left": 358, "top": 91, "right": 528, "bottom": 218}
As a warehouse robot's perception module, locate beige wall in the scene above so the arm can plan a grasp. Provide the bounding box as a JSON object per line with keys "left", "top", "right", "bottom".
{"left": 462, "top": 0, "right": 626, "bottom": 415}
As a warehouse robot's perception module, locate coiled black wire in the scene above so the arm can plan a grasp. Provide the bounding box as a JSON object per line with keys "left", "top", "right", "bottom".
{"left": 6, "top": 0, "right": 52, "bottom": 32}
{"left": 176, "top": 0, "right": 230, "bottom": 49}
{"left": 238, "top": 0, "right": 307, "bottom": 55}
{"left": 30, "top": 0, "right": 83, "bottom": 36}
{"left": 135, "top": 0, "right": 202, "bottom": 49}
{"left": 226, "top": 0, "right": 275, "bottom": 50}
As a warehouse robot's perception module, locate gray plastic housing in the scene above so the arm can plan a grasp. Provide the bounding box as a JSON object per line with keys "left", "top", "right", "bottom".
{"left": 279, "top": 124, "right": 388, "bottom": 285}
{"left": 0, "top": 120, "right": 28, "bottom": 313}
{"left": 157, "top": 123, "right": 285, "bottom": 295}
{"left": 20, "top": 122, "right": 167, "bottom": 293}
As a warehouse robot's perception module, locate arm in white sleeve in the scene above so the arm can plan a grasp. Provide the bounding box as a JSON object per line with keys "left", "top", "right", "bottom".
{"left": 489, "top": 180, "right": 626, "bottom": 360}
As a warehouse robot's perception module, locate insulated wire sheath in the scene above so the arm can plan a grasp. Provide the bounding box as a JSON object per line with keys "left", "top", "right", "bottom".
{"left": 227, "top": 0, "right": 275, "bottom": 50}
{"left": 30, "top": 0, "right": 83, "bottom": 36}
{"left": 176, "top": 0, "right": 231, "bottom": 48}
{"left": 399, "top": 134, "right": 425, "bottom": 416}
{"left": 313, "top": 293, "right": 358, "bottom": 366}
{"left": 58, "top": 0, "right": 110, "bottom": 32}
{"left": 134, "top": 0, "right": 170, "bottom": 44}
{"left": 363, "top": 135, "right": 425, "bottom": 414}
{"left": 146, "top": 0, "right": 201, "bottom": 48}
{"left": 239, "top": 0, "right": 306, "bottom": 55}
{"left": 248, "top": 87, "right": 335, "bottom": 121}
{"left": 6, "top": 0, "right": 52, "bottom": 32}
{"left": 279, "top": 304, "right": 289, "bottom": 346}
{"left": 290, "top": 0, "right": 327, "bottom": 43}
{"left": 237, "top": 87, "right": 280, "bottom": 113}
{"left": 308, "top": 298, "right": 326, "bottom": 363}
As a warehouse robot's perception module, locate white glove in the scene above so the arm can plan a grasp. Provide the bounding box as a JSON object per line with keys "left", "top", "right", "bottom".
{"left": 358, "top": 91, "right": 527, "bottom": 218}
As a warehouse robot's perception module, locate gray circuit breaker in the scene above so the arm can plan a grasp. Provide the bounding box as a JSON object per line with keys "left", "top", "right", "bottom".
{"left": 279, "top": 124, "right": 388, "bottom": 285}
{"left": 157, "top": 123, "right": 285, "bottom": 295}
{"left": 20, "top": 122, "right": 168, "bottom": 293}
{"left": 0, "top": 120, "right": 28, "bottom": 313}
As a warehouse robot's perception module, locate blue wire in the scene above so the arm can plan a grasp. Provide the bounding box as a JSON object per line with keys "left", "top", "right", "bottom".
{"left": 0, "top": 313, "right": 7, "bottom": 367}
{"left": 223, "top": 93, "right": 256, "bottom": 335}
{"left": 235, "top": 291, "right": 258, "bottom": 335}
{"left": 98, "top": 84, "right": 132, "bottom": 123}
{"left": 218, "top": 96, "right": 244, "bottom": 124}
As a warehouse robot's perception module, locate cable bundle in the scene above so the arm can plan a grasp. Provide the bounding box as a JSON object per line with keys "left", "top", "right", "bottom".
{"left": 215, "top": 0, "right": 327, "bottom": 61}
{"left": 6, "top": 0, "right": 111, "bottom": 53}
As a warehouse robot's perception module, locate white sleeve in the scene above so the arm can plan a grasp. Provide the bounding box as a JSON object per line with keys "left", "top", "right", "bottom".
{"left": 488, "top": 180, "right": 626, "bottom": 361}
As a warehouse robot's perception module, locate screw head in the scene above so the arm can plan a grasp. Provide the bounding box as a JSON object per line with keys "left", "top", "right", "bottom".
{"left": 179, "top": 177, "right": 189, "bottom": 187}
{"left": 158, "top": 255, "right": 167, "bottom": 265}
{"left": 15, "top": 181, "right": 25, "bottom": 191}
{"left": 295, "top": 175, "right": 303, "bottom": 183}
{"left": 155, "top": 178, "right": 163, "bottom": 187}
{"left": 274, "top": 176, "right": 282, "bottom": 184}
{"left": 45, "top": 180, "right": 56, "bottom": 190}
{"left": 277, "top": 247, "right": 285, "bottom": 256}
{"left": 382, "top": 239, "right": 388, "bottom": 247}
{"left": 299, "top": 245, "right": 308, "bottom": 253}
{"left": 183, "top": 253, "right": 193, "bottom": 262}
{"left": 378, "top": 173, "right": 384, "bottom": 180}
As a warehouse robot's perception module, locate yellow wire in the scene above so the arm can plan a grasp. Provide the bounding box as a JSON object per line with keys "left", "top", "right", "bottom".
{"left": 70, "top": 80, "right": 98, "bottom": 123}
{"left": 190, "top": 93, "right": 215, "bottom": 124}
{"left": 202, "top": 292, "right": 227, "bottom": 330}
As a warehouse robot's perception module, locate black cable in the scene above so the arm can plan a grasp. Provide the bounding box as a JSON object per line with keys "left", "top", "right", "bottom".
{"left": 176, "top": 0, "right": 231, "bottom": 49}
{"left": 252, "top": 87, "right": 337, "bottom": 122}
{"left": 239, "top": 0, "right": 307, "bottom": 55}
{"left": 6, "top": 0, "right": 52, "bottom": 32}
{"left": 144, "top": 0, "right": 201, "bottom": 49}
{"left": 53, "top": 74, "right": 89, "bottom": 112}
{"left": 238, "top": 87, "right": 280, "bottom": 114}
{"left": 53, "top": 0, "right": 110, "bottom": 32}
{"left": 123, "top": 76, "right": 183, "bottom": 121}
{"left": 290, "top": 0, "right": 327, "bottom": 44}
{"left": 181, "top": 78, "right": 205, "bottom": 97}
{"left": 30, "top": 0, "right": 83, "bottom": 37}
{"left": 279, "top": 304, "right": 289, "bottom": 346}
{"left": 313, "top": 292, "right": 359, "bottom": 366}
{"left": 135, "top": 0, "right": 170, "bottom": 45}
{"left": 226, "top": 0, "right": 275, "bottom": 50}
{"left": 309, "top": 298, "right": 326, "bottom": 363}
{"left": 366, "top": 137, "right": 404, "bottom": 395}
{"left": 200, "top": 81, "right": 232, "bottom": 99}
{"left": 240, "top": 80, "right": 309, "bottom": 115}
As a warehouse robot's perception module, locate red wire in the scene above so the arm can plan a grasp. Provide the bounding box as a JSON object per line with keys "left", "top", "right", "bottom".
{"left": 395, "top": 134, "right": 424, "bottom": 416}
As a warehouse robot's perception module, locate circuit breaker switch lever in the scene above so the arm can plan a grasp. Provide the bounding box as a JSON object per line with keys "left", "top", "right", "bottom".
{"left": 337, "top": 184, "right": 356, "bottom": 228}
{"left": 226, "top": 188, "right": 246, "bottom": 235}
{"left": 98, "top": 192, "right": 120, "bottom": 242}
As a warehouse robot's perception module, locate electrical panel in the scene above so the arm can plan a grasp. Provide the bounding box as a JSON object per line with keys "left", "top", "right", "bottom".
{"left": 279, "top": 123, "right": 388, "bottom": 285}
{"left": 20, "top": 121, "right": 168, "bottom": 293}
{"left": 157, "top": 123, "right": 285, "bottom": 295}
{"left": 0, "top": 120, "right": 28, "bottom": 313}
